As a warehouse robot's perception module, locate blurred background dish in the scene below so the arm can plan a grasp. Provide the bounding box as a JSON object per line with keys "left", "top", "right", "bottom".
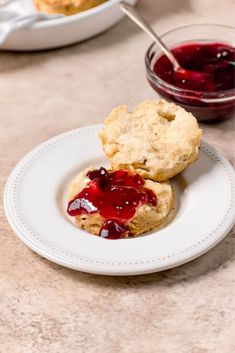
{"left": 33, "top": 0, "right": 107, "bottom": 16}
{"left": 0, "top": 0, "right": 137, "bottom": 51}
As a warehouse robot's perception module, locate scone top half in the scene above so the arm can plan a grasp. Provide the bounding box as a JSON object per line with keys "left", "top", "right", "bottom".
{"left": 99, "top": 99, "right": 202, "bottom": 181}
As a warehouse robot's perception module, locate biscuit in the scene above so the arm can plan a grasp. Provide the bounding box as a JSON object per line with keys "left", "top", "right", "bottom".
{"left": 99, "top": 99, "right": 202, "bottom": 181}
{"left": 68, "top": 167, "right": 174, "bottom": 237}
{"left": 33, "top": 0, "right": 106, "bottom": 16}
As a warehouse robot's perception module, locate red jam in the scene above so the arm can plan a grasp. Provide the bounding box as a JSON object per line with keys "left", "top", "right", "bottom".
{"left": 67, "top": 168, "right": 157, "bottom": 239}
{"left": 154, "top": 42, "right": 235, "bottom": 92}
{"left": 148, "top": 42, "right": 235, "bottom": 122}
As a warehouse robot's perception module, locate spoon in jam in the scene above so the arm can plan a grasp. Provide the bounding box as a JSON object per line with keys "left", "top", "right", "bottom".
{"left": 119, "top": 2, "right": 214, "bottom": 90}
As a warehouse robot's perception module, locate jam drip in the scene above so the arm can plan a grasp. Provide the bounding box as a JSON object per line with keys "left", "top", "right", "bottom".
{"left": 67, "top": 168, "right": 157, "bottom": 239}
{"left": 154, "top": 42, "right": 235, "bottom": 92}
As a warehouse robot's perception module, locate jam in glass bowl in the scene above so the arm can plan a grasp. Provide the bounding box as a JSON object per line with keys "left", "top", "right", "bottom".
{"left": 145, "top": 24, "right": 235, "bottom": 123}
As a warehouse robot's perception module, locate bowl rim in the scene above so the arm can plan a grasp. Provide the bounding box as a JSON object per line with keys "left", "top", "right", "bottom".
{"left": 31, "top": 0, "right": 131, "bottom": 29}
{"left": 145, "top": 23, "right": 235, "bottom": 102}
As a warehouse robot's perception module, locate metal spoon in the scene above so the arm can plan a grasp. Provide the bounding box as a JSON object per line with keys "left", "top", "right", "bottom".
{"left": 119, "top": 1, "right": 181, "bottom": 71}
{"left": 119, "top": 1, "right": 222, "bottom": 91}
{"left": 120, "top": 2, "right": 234, "bottom": 103}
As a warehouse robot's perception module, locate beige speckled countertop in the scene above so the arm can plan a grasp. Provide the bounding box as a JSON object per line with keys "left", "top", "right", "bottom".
{"left": 0, "top": 0, "right": 235, "bottom": 352}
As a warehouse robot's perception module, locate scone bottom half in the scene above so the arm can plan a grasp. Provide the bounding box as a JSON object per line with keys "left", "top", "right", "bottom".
{"left": 99, "top": 99, "right": 202, "bottom": 182}
{"left": 67, "top": 167, "right": 174, "bottom": 239}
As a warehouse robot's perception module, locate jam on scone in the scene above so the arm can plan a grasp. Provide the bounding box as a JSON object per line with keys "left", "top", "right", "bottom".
{"left": 67, "top": 167, "right": 174, "bottom": 239}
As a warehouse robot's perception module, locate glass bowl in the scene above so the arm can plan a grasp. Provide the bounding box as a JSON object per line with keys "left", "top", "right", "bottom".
{"left": 145, "top": 24, "right": 235, "bottom": 123}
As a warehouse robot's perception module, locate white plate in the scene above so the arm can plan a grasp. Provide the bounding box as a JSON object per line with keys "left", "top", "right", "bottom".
{"left": 4, "top": 125, "right": 235, "bottom": 275}
{"left": 1, "top": 0, "right": 137, "bottom": 51}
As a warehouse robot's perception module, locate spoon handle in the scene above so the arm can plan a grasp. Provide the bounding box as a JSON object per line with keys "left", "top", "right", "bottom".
{"left": 119, "top": 1, "right": 180, "bottom": 71}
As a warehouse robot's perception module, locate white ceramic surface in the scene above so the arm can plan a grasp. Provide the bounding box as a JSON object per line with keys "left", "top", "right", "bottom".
{"left": 4, "top": 125, "right": 235, "bottom": 275}
{"left": 1, "top": 0, "right": 137, "bottom": 51}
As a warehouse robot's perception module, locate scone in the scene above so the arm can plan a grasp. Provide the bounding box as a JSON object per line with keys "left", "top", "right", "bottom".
{"left": 99, "top": 99, "right": 202, "bottom": 181}
{"left": 67, "top": 167, "right": 174, "bottom": 239}
{"left": 33, "top": 0, "right": 106, "bottom": 16}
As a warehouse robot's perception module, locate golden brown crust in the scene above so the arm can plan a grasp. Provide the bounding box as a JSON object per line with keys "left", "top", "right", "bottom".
{"left": 99, "top": 99, "right": 202, "bottom": 182}
{"left": 33, "top": 0, "right": 106, "bottom": 16}
{"left": 68, "top": 167, "right": 174, "bottom": 237}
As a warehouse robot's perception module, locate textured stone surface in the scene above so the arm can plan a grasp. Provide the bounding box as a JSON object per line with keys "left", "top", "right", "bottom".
{"left": 0, "top": 0, "right": 235, "bottom": 352}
